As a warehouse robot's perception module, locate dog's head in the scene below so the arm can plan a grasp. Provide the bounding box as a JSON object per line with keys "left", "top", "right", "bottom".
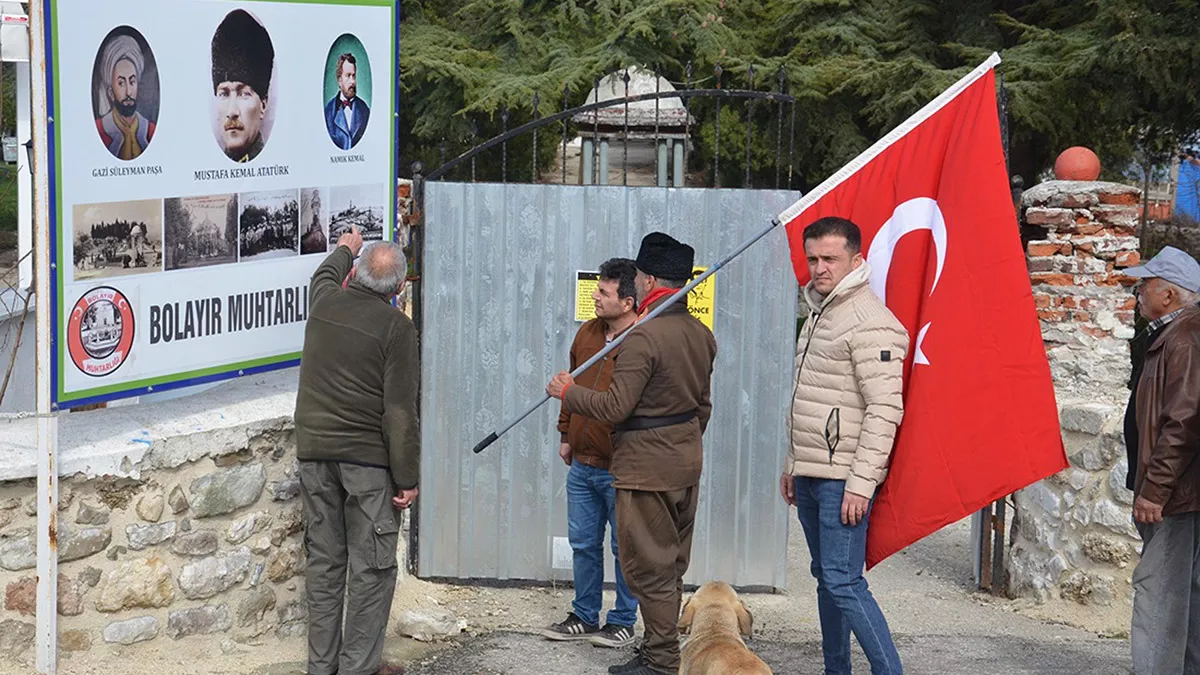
{"left": 678, "top": 581, "right": 754, "bottom": 638}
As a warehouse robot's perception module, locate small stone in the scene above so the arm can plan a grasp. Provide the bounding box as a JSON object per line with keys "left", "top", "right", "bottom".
{"left": 79, "top": 567, "right": 102, "bottom": 588}
{"left": 171, "top": 530, "right": 219, "bottom": 557}
{"left": 0, "top": 619, "right": 35, "bottom": 657}
{"left": 106, "top": 545, "right": 128, "bottom": 562}
{"left": 396, "top": 608, "right": 467, "bottom": 642}
{"left": 23, "top": 496, "right": 36, "bottom": 517}
{"left": 250, "top": 536, "right": 273, "bottom": 555}
{"left": 58, "top": 573, "right": 85, "bottom": 616}
{"left": 58, "top": 489, "right": 75, "bottom": 512}
{"left": 126, "top": 521, "right": 178, "bottom": 551}
{"left": 180, "top": 519, "right": 192, "bottom": 532}
{"left": 102, "top": 616, "right": 160, "bottom": 645}
{"left": 60, "top": 629, "right": 91, "bottom": 652}
{"left": 168, "top": 485, "right": 189, "bottom": 514}
{"left": 1093, "top": 499, "right": 1137, "bottom": 538}
{"left": 277, "top": 600, "right": 307, "bottom": 625}
{"left": 59, "top": 526, "right": 112, "bottom": 562}
{"left": 190, "top": 463, "right": 267, "bottom": 518}
{"left": 4, "top": 576, "right": 35, "bottom": 616}
{"left": 95, "top": 557, "right": 175, "bottom": 612}
{"left": 178, "top": 547, "right": 252, "bottom": 600}
{"left": 270, "top": 505, "right": 303, "bottom": 546}
{"left": 1082, "top": 533, "right": 1133, "bottom": 567}
{"left": 249, "top": 562, "right": 265, "bottom": 587}
{"left": 1020, "top": 482, "right": 1063, "bottom": 519}
{"left": 1060, "top": 571, "right": 1117, "bottom": 606}
{"left": 220, "top": 637, "right": 239, "bottom": 654}
{"left": 236, "top": 586, "right": 277, "bottom": 628}
{"left": 267, "top": 541, "right": 303, "bottom": 582}
{"left": 0, "top": 497, "right": 19, "bottom": 510}
{"left": 76, "top": 498, "right": 111, "bottom": 526}
{"left": 137, "top": 492, "right": 165, "bottom": 523}
{"left": 0, "top": 534, "right": 36, "bottom": 571}
{"left": 1060, "top": 402, "right": 1119, "bottom": 435}
{"left": 227, "top": 512, "right": 272, "bottom": 545}
{"left": 167, "top": 604, "right": 232, "bottom": 639}
{"left": 0, "top": 510, "right": 13, "bottom": 533}
{"left": 1110, "top": 459, "right": 1135, "bottom": 506}
{"left": 270, "top": 476, "right": 301, "bottom": 502}
{"left": 276, "top": 622, "right": 306, "bottom": 639}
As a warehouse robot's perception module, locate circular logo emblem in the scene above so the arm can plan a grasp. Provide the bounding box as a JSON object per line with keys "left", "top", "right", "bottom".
{"left": 68, "top": 286, "right": 135, "bottom": 377}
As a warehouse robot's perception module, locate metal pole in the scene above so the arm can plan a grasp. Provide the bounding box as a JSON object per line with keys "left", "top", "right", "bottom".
{"left": 472, "top": 217, "right": 782, "bottom": 454}
{"left": 30, "top": 0, "right": 59, "bottom": 671}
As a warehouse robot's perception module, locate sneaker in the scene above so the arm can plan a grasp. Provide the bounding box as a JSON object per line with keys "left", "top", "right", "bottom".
{"left": 541, "top": 612, "right": 599, "bottom": 641}
{"left": 590, "top": 623, "right": 636, "bottom": 648}
{"left": 607, "top": 654, "right": 665, "bottom": 674}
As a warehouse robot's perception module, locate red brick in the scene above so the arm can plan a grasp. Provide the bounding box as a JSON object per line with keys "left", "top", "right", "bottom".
{"left": 1073, "top": 311, "right": 1092, "bottom": 322}
{"left": 1115, "top": 274, "right": 1139, "bottom": 287}
{"left": 1033, "top": 294, "right": 1053, "bottom": 309}
{"left": 1061, "top": 193, "right": 1099, "bottom": 208}
{"left": 1117, "top": 311, "right": 1136, "bottom": 324}
{"left": 1027, "top": 242, "right": 1060, "bottom": 257}
{"left": 1099, "top": 190, "right": 1140, "bottom": 205}
{"left": 1059, "top": 296, "right": 1078, "bottom": 309}
{"left": 1031, "top": 273, "right": 1076, "bottom": 287}
{"left": 1074, "top": 224, "right": 1104, "bottom": 236}
{"left": 1037, "top": 309, "right": 1066, "bottom": 322}
{"left": 1117, "top": 297, "right": 1137, "bottom": 311}
{"left": 1081, "top": 326, "right": 1109, "bottom": 338}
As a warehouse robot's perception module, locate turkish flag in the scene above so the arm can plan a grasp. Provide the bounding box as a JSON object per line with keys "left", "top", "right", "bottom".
{"left": 778, "top": 55, "right": 1067, "bottom": 568}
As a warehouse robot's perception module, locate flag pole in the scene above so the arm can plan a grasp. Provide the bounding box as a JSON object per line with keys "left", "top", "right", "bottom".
{"left": 471, "top": 217, "right": 782, "bottom": 454}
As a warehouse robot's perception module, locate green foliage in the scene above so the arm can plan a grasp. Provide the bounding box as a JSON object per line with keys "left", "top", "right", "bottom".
{"left": 401, "top": 0, "right": 1200, "bottom": 187}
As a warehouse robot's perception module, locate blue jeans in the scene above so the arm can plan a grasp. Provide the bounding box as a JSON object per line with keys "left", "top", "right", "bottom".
{"left": 794, "top": 476, "right": 902, "bottom": 675}
{"left": 567, "top": 461, "right": 638, "bottom": 627}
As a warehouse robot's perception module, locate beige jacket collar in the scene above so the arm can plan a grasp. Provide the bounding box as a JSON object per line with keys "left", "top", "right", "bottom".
{"left": 802, "top": 261, "right": 873, "bottom": 313}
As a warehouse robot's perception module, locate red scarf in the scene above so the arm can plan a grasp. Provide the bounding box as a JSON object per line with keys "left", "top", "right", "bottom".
{"left": 637, "top": 286, "right": 679, "bottom": 320}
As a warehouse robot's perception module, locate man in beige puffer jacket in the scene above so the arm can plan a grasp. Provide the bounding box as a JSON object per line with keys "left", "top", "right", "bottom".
{"left": 781, "top": 216, "right": 908, "bottom": 675}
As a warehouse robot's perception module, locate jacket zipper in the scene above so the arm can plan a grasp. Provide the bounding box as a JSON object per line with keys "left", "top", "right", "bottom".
{"left": 790, "top": 308, "right": 826, "bottom": 463}
{"left": 576, "top": 352, "right": 610, "bottom": 459}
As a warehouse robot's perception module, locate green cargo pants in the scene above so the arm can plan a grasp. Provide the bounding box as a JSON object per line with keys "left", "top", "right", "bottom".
{"left": 300, "top": 461, "right": 401, "bottom": 675}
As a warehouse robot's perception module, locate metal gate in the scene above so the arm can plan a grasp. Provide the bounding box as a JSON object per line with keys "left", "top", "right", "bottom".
{"left": 418, "top": 182, "right": 799, "bottom": 588}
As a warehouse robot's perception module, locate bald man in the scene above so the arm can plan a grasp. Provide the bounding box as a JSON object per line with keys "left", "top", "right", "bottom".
{"left": 295, "top": 227, "right": 417, "bottom": 675}
{"left": 95, "top": 34, "right": 155, "bottom": 160}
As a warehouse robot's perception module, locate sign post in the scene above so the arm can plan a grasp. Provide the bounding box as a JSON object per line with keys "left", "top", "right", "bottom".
{"left": 30, "top": 1, "right": 59, "bottom": 671}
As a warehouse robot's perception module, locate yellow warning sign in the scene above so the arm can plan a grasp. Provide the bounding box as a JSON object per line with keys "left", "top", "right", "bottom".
{"left": 687, "top": 267, "right": 716, "bottom": 331}
{"left": 574, "top": 268, "right": 716, "bottom": 332}
{"left": 574, "top": 271, "right": 601, "bottom": 322}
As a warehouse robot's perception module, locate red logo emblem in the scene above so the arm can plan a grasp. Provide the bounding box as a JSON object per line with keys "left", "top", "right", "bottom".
{"left": 68, "top": 286, "right": 135, "bottom": 377}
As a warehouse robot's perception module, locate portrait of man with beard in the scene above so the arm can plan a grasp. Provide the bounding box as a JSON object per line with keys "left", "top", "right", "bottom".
{"left": 92, "top": 28, "right": 160, "bottom": 161}
{"left": 210, "top": 9, "right": 275, "bottom": 163}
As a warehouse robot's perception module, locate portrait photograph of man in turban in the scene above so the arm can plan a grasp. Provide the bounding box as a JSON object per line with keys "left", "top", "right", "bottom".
{"left": 210, "top": 8, "right": 275, "bottom": 163}
{"left": 91, "top": 27, "right": 160, "bottom": 161}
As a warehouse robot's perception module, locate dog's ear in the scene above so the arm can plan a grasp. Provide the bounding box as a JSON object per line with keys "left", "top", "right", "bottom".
{"left": 677, "top": 596, "right": 696, "bottom": 634}
{"left": 736, "top": 600, "right": 753, "bottom": 638}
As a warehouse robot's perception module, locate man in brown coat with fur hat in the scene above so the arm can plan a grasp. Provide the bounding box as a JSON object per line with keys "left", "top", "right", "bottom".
{"left": 548, "top": 232, "right": 718, "bottom": 675}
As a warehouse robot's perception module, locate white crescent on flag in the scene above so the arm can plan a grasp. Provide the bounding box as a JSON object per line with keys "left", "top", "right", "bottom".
{"left": 866, "top": 197, "right": 947, "bottom": 366}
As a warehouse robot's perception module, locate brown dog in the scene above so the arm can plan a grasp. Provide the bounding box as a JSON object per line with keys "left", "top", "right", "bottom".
{"left": 677, "top": 581, "right": 773, "bottom": 674}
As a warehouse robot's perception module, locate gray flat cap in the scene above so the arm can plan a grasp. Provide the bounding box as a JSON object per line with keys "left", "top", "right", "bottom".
{"left": 1125, "top": 245, "right": 1200, "bottom": 293}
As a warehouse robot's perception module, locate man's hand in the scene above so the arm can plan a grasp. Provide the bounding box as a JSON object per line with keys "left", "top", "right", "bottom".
{"left": 780, "top": 473, "right": 795, "bottom": 506}
{"left": 558, "top": 442, "right": 572, "bottom": 466}
{"left": 1134, "top": 496, "right": 1164, "bottom": 524}
{"left": 337, "top": 225, "right": 364, "bottom": 257}
{"left": 393, "top": 487, "right": 418, "bottom": 510}
{"left": 547, "top": 371, "right": 575, "bottom": 399}
{"left": 841, "top": 491, "right": 870, "bottom": 526}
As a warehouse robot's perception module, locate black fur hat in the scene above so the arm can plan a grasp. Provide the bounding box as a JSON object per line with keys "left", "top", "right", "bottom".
{"left": 635, "top": 232, "right": 694, "bottom": 281}
{"left": 211, "top": 9, "right": 274, "bottom": 98}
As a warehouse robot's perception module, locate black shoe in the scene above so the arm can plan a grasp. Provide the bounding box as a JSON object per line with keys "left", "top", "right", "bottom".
{"left": 590, "top": 623, "right": 637, "bottom": 648}
{"left": 540, "top": 612, "right": 599, "bottom": 641}
{"left": 608, "top": 654, "right": 655, "bottom": 674}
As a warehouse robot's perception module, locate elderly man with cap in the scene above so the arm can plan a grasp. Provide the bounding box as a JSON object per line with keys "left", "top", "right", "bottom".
{"left": 547, "top": 233, "right": 718, "bottom": 675}
{"left": 211, "top": 9, "right": 274, "bottom": 163}
{"left": 1124, "top": 245, "right": 1200, "bottom": 675}
{"left": 95, "top": 34, "right": 155, "bottom": 161}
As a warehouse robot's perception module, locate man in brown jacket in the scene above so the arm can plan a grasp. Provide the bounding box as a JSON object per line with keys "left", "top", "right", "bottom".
{"left": 548, "top": 232, "right": 717, "bottom": 675}
{"left": 1126, "top": 246, "right": 1200, "bottom": 675}
{"left": 541, "top": 258, "right": 640, "bottom": 648}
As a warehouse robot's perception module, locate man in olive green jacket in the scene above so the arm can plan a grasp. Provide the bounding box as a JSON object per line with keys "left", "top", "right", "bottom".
{"left": 295, "top": 225, "right": 417, "bottom": 675}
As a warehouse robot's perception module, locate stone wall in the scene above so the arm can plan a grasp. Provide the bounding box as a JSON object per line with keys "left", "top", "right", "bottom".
{"left": 1007, "top": 180, "right": 1142, "bottom": 607}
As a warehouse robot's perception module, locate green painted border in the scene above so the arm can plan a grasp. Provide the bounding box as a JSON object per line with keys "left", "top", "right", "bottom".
{"left": 52, "top": 0, "right": 397, "bottom": 404}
